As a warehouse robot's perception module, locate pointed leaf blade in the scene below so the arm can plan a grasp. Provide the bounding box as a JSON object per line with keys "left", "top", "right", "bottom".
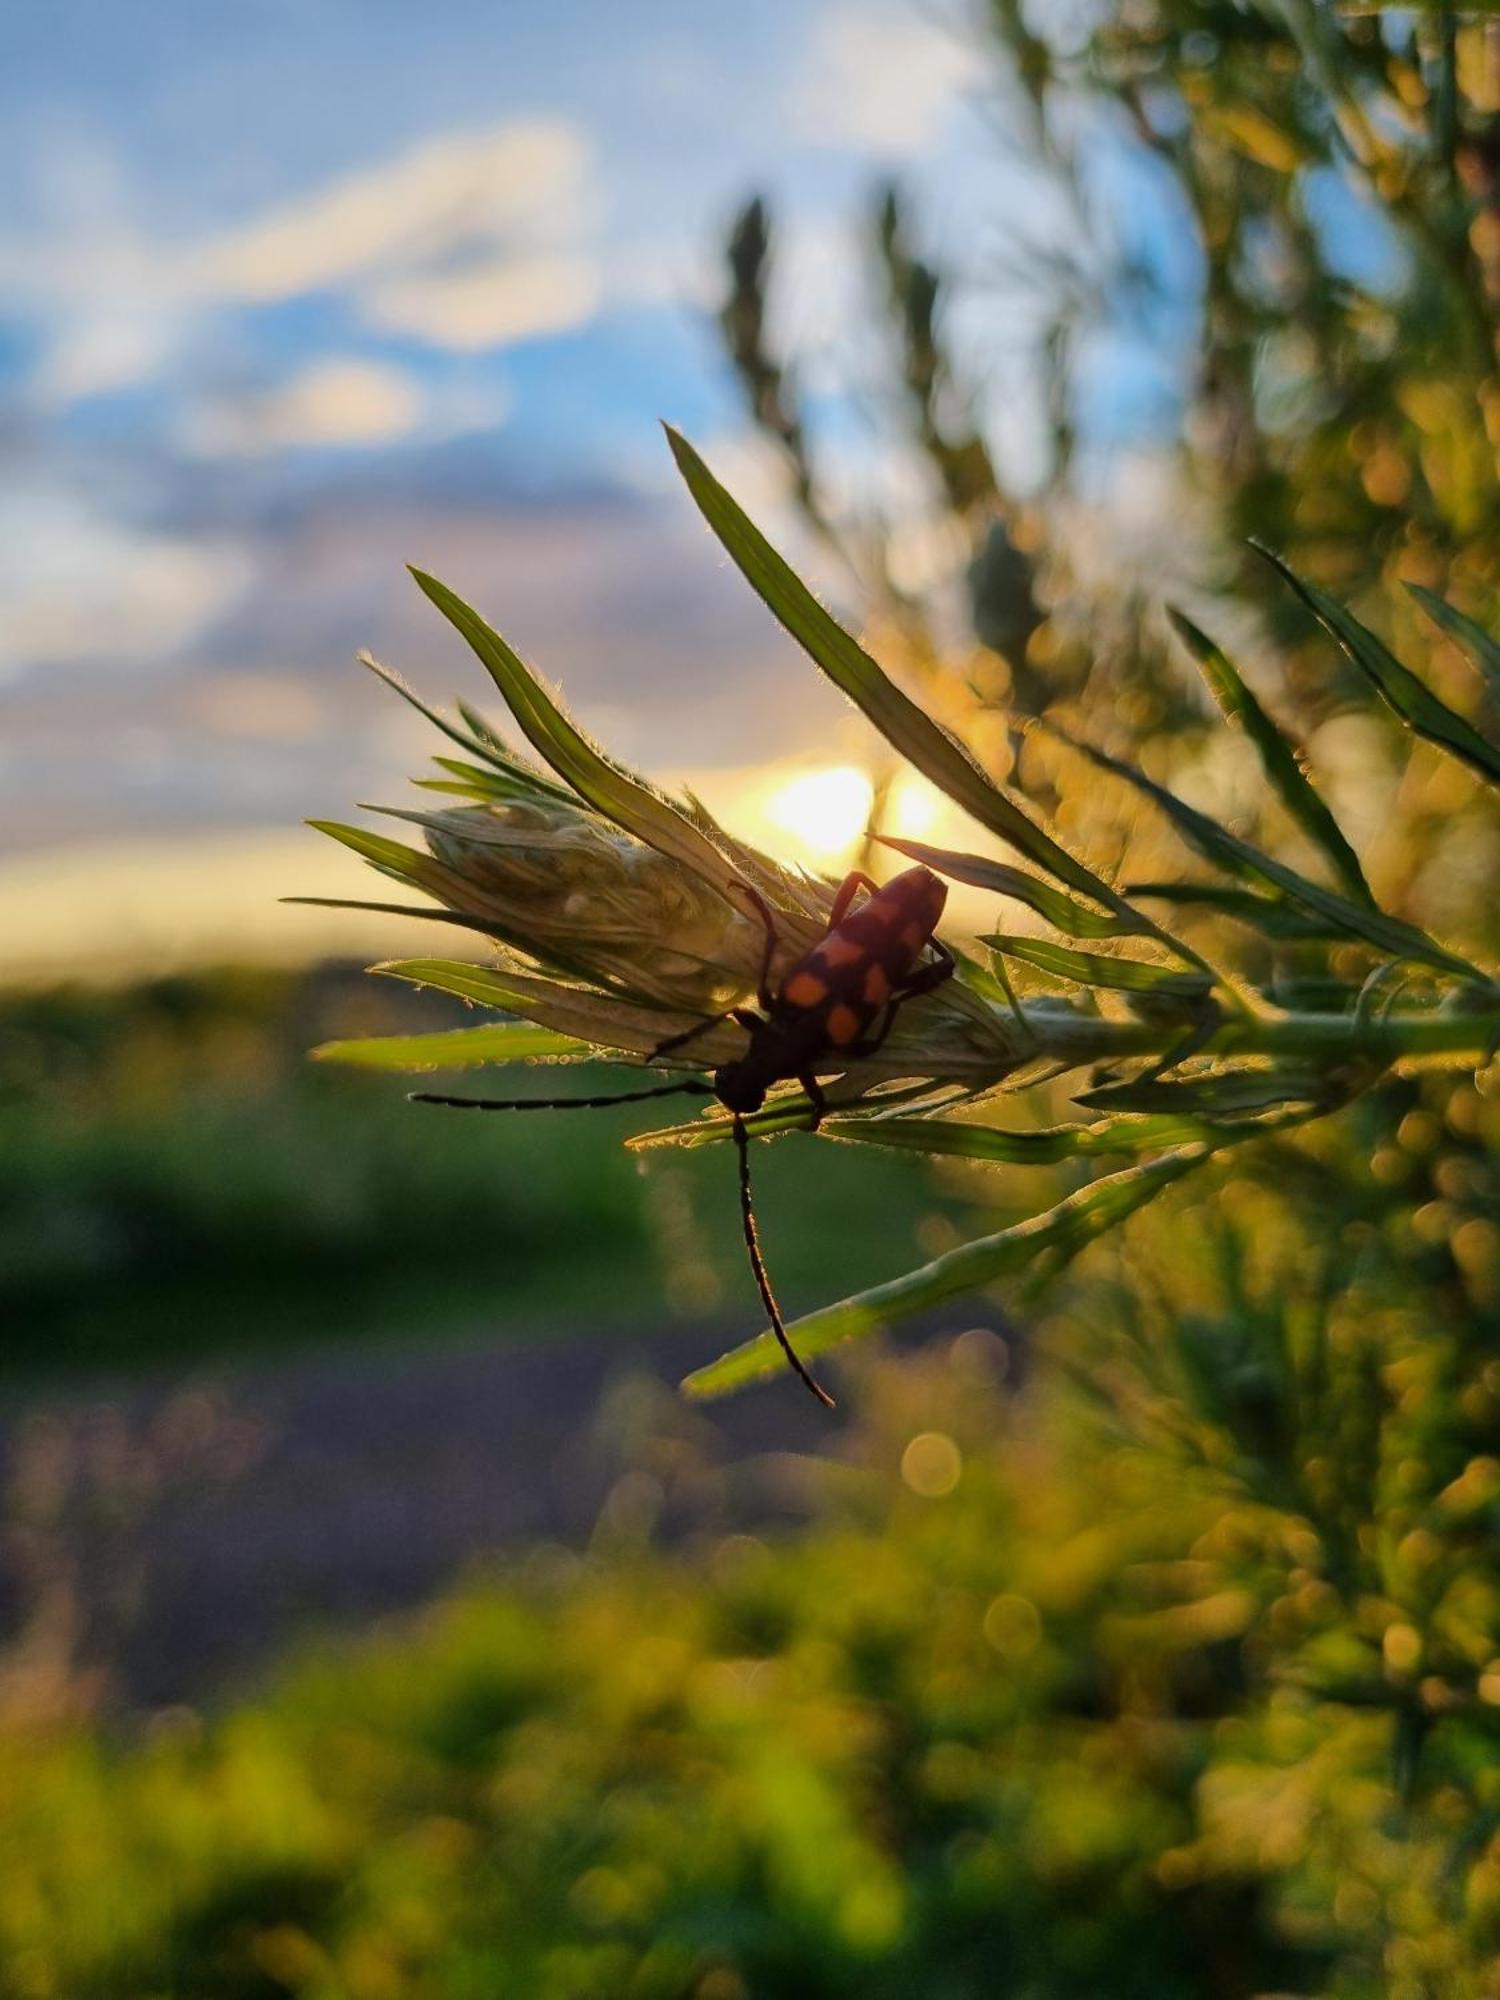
{"left": 375, "top": 958, "right": 745, "bottom": 1063}
{"left": 312, "top": 1023, "right": 589, "bottom": 1070}
{"left": 984, "top": 933, "right": 1213, "bottom": 999}
{"left": 408, "top": 568, "right": 751, "bottom": 903}
{"left": 1123, "top": 882, "right": 1349, "bottom": 942}
{"left": 665, "top": 426, "right": 1127, "bottom": 911}
{"left": 1168, "top": 607, "right": 1372, "bottom": 905}
{"left": 1053, "top": 730, "right": 1479, "bottom": 982}
{"left": 682, "top": 1148, "right": 1210, "bottom": 1398}
{"left": 1406, "top": 584, "right": 1500, "bottom": 698}
{"left": 821, "top": 1110, "right": 1220, "bottom": 1163}
{"left": 1074, "top": 1069, "right": 1325, "bottom": 1116}
{"left": 881, "top": 835, "right": 1142, "bottom": 937}
{"left": 1257, "top": 547, "right": 1500, "bottom": 788}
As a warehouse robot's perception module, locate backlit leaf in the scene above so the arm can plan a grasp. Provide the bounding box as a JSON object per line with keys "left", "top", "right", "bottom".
{"left": 1052, "top": 730, "right": 1479, "bottom": 982}
{"left": 1257, "top": 546, "right": 1500, "bottom": 788}
{"left": 1406, "top": 584, "right": 1500, "bottom": 698}
{"left": 821, "top": 1110, "right": 1223, "bottom": 1163}
{"left": 375, "top": 957, "right": 746, "bottom": 1064}
{"left": 664, "top": 426, "right": 1130, "bottom": 912}
{"left": 1168, "top": 607, "right": 1372, "bottom": 905}
{"left": 1123, "top": 882, "right": 1349, "bottom": 942}
{"left": 312, "top": 1023, "right": 589, "bottom": 1070}
{"left": 682, "top": 1147, "right": 1211, "bottom": 1398}
{"left": 1074, "top": 1068, "right": 1326, "bottom": 1116}
{"left": 409, "top": 569, "right": 756, "bottom": 907}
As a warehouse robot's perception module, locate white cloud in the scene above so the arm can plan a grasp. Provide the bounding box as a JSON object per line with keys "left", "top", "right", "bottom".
{"left": 5, "top": 117, "right": 602, "bottom": 413}
{"left": 204, "top": 120, "right": 592, "bottom": 308}
{"left": 181, "top": 356, "right": 511, "bottom": 457}
{"left": 186, "top": 357, "right": 422, "bottom": 455}
{"left": 364, "top": 250, "right": 600, "bottom": 351}
{"left": 29, "top": 307, "right": 181, "bottom": 408}
{"left": 792, "top": 4, "right": 983, "bottom": 157}
{"left": 0, "top": 478, "right": 250, "bottom": 678}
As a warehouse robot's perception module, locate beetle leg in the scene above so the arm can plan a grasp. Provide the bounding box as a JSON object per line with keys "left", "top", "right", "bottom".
{"left": 726, "top": 881, "right": 784, "bottom": 1011}
{"left": 845, "top": 1005, "right": 897, "bottom": 1060}
{"left": 827, "top": 869, "right": 880, "bottom": 929}
{"left": 646, "top": 1010, "right": 734, "bottom": 1062}
{"left": 893, "top": 938, "right": 956, "bottom": 1003}
{"left": 797, "top": 1071, "right": 829, "bottom": 1129}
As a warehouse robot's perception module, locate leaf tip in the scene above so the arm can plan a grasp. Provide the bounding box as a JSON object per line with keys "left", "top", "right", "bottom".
{"left": 1164, "top": 604, "right": 1211, "bottom": 659}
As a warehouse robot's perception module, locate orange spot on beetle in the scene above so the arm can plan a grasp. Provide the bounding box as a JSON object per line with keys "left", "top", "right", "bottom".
{"left": 819, "top": 934, "right": 865, "bottom": 968}
{"left": 783, "top": 970, "right": 829, "bottom": 1008}
{"left": 827, "top": 1003, "right": 862, "bottom": 1045}
{"left": 897, "top": 921, "right": 925, "bottom": 956}
{"left": 863, "top": 963, "right": 891, "bottom": 1005}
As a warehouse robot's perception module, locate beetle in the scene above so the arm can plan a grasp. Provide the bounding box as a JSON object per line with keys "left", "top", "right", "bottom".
{"left": 413, "top": 865, "right": 954, "bottom": 1406}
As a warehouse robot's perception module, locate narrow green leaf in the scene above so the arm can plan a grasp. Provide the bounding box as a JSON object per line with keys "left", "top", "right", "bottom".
{"left": 821, "top": 1110, "right": 1219, "bottom": 1164}
{"left": 664, "top": 425, "right": 1129, "bottom": 912}
{"left": 359, "top": 651, "right": 513, "bottom": 772}
{"left": 1406, "top": 584, "right": 1500, "bottom": 697}
{"left": 1053, "top": 730, "right": 1479, "bottom": 981}
{"left": 375, "top": 957, "right": 745, "bottom": 1064}
{"left": 429, "top": 755, "right": 545, "bottom": 798}
{"left": 284, "top": 894, "right": 508, "bottom": 939}
{"left": 410, "top": 779, "right": 497, "bottom": 800}
{"left": 360, "top": 651, "right": 580, "bottom": 806}
{"left": 627, "top": 1077, "right": 948, "bottom": 1153}
{"left": 1257, "top": 546, "right": 1500, "bottom": 788}
{"left": 632, "top": 1096, "right": 824, "bottom": 1151}
{"left": 408, "top": 568, "right": 752, "bottom": 906}
{"left": 307, "top": 819, "right": 428, "bottom": 881}
{"left": 1074, "top": 1069, "right": 1325, "bottom": 1116}
{"left": 1124, "top": 882, "right": 1348, "bottom": 942}
{"left": 682, "top": 1147, "right": 1210, "bottom": 1398}
{"left": 984, "top": 933, "right": 1213, "bottom": 999}
{"left": 456, "top": 697, "right": 522, "bottom": 757}
{"left": 312, "top": 1023, "right": 589, "bottom": 1070}
{"left": 1168, "top": 607, "right": 1372, "bottom": 905}
{"left": 881, "top": 835, "right": 1142, "bottom": 938}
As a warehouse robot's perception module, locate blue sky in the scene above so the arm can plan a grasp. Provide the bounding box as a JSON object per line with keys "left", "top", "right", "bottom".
{"left": 1, "top": 2, "right": 1023, "bottom": 871}
{"left": 0, "top": 0, "right": 1220, "bottom": 973}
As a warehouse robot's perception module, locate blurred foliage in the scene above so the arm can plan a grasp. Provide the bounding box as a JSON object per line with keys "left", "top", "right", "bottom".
{"left": 0, "top": 968, "right": 955, "bottom": 1376}
{"left": 4, "top": 8, "right": 1500, "bottom": 1997}
{"left": 4, "top": 1210, "right": 1500, "bottom": 1996}
{"left": 719, "top": 4, "right": 1500, "bottom": 745}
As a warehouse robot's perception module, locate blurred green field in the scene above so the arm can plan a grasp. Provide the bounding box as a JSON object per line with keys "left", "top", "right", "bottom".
{"left": 0, "top": 965, "right": 974, "bottom": 1381}
{"left": 4, "top": 965, "right": 1500, "bottom": 1995}
{"left": 5, "top": 1335, "right": 1498, "bottom": 2000}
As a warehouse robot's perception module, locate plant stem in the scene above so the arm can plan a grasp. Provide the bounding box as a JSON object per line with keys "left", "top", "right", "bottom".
{"left": 1029, "top": 1005, "right": 1500, "bottom": 1074}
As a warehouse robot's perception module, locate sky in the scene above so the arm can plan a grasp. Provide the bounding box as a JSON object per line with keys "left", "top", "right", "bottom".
{"left": 0, "top": 0, "right": 1156, "bottom": 977}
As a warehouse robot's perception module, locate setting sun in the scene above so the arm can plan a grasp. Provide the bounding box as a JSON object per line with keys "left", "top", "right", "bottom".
{"left": 763, "top": 764, "right": 875, "bottom": 862}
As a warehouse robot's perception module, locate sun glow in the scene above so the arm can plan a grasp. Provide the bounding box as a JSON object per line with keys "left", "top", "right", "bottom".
{"left": 763, "top": 764, "right": 875, "bottom": 862}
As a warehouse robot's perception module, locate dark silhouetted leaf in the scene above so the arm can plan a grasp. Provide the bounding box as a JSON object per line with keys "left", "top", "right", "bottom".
{"left": 664, "top": 425, "right": 1129, "bottom": 911}
{"left": 882, "top": 835, "right": 1142, "bottom": 937}
{"left": 985, "top": 933, "right": 1214, "bottom": 999}
{"left": 1407, "top": 584, "right": 1500, "bottom": 697}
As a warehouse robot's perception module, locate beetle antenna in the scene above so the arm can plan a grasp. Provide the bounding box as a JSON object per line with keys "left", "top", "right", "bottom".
{"left": 411, "top": 1080, "right": 716, "bottom": 1112}
{"left": 732, "top": 1114, "right": 836, "bottom": 1410}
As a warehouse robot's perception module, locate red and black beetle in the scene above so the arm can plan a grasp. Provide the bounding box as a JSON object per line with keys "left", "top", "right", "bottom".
{"left": 415, "top": 865, "right": 954, "bottom": 1405}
